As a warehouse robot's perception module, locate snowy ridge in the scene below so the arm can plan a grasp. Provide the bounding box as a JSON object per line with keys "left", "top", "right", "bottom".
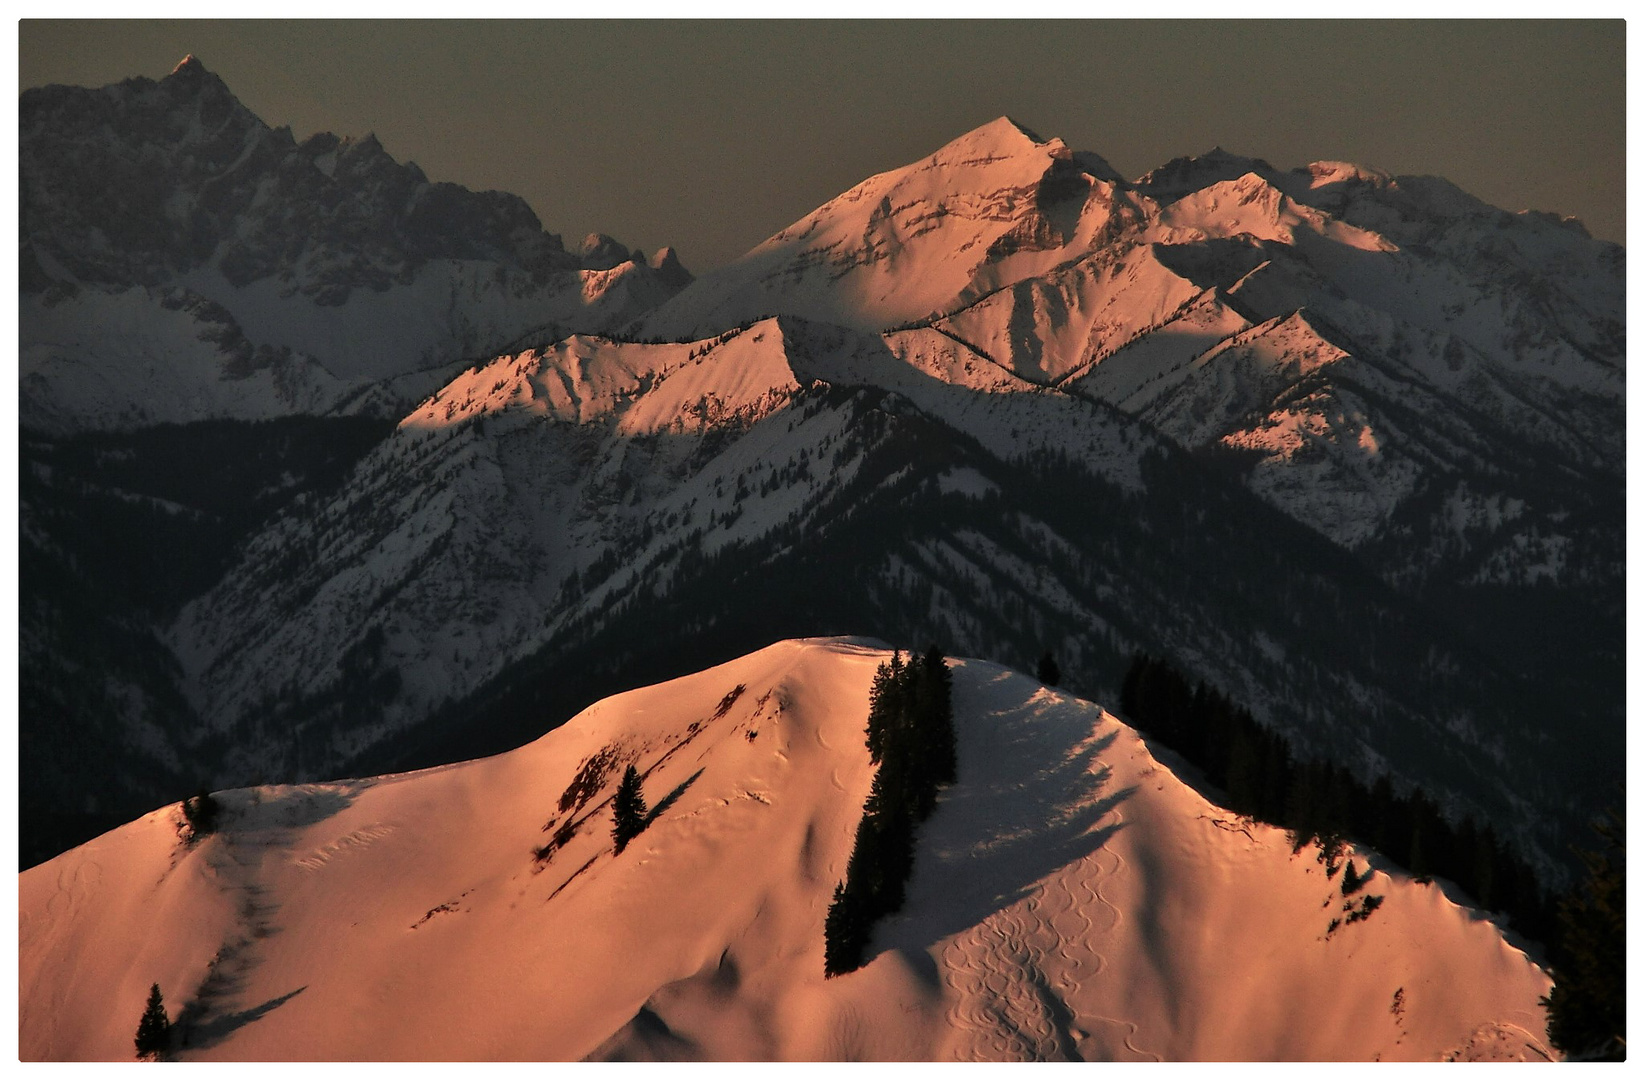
{"left": 167, "top": 315, "right": 1164, "bottom": 776}
{"left": 169, "top": 324, "right": 845, "bottom": 761}
{"left": 158, "top": 221, "right": 1605, "bottom": 880}
{"left": 19, "top": 640, "right": 1552, "bottom": 1061}
{"left": 20, "top": 287, "right": 352, "bottom": 432}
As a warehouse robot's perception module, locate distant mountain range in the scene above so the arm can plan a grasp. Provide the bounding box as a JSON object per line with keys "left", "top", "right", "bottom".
{"left": 18, "top": 59, "right": 1623, "bottom": 890}
{"left": 20, "top": 54, "right": 691, "bottom": 432}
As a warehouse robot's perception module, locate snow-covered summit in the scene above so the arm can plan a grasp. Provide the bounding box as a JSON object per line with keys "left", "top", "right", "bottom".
{"left": 1132, "top": 146, "right": 1280, "bottom": 204}
{"left": 1302, "top": 159, "right": 1394, "bottom": 189}
{"left": 928, "top": 114, "right": 1047, "bottom": 161}
{"left": 18, "top": 639, "right": 1553, "bottom": 1061}
{"left": 634, "top": 116, "right": 1136, "bottom": 339}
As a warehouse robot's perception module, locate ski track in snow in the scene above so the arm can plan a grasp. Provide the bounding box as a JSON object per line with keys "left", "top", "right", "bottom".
{"left": 292, "top": 824, "right": 396, "bottom": 872}
{"left": 939, "top": 805, "right": 1158, "bottom": 1062}
{"left": 41, "top": 856, "right": 101, "bottom": 935}
{"left": 20, "top": 857, "right": 105, "bottom": 1040}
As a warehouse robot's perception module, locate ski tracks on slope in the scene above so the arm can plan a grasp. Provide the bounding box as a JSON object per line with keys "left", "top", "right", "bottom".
{"left": 938, "top": 807, "right": 1160, "bottom": 1061}
{"left": 19, "top": 856, "right": 106, "bottom": 1047}
{"left": 31, "top": 856, "right": 103, "bottom": 945}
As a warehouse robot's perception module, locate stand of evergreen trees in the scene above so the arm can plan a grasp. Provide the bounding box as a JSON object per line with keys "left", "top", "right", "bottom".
{"left": 1119, "top": 653, "right": 1554, "bottom": 944}
{"left": 824, "top": 646, "right": 956, "bottom": 977}
{"left": 1542, "top": 806, "right": 1625, "bottom": 1060}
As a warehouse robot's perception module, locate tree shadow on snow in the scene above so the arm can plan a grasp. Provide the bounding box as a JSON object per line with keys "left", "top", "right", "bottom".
{"left": 223, "top": 780, "right": 371, "bottom": 836}
{"left": 175, "top": 985, "right": 307, "bottom": 1052}
{"left": 646, "top": 768, "right": 704, "bottom": 827}
{"left": 868, "top": 666, "right": 1136, "bottom": 978}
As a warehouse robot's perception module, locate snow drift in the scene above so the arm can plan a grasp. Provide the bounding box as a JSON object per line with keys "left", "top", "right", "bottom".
{"left": 19, "top": 639, "right": 1552, "bottom": 1061}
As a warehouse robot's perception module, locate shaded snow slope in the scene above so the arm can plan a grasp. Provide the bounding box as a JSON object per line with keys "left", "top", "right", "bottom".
{"left": 19, "top": 639, "right": 1551, "bottom": 1062}
{"left": 19, "top": 287, "right": 352, "bottom": 432}
{"left": 19, "top": 260, "right": 686, "bottom": 435}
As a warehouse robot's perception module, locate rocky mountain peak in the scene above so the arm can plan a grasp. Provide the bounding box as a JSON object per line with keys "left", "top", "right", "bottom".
{"left": 652, "top": 245, "right": 692, "bottom": 288}
{"left": 579, "top": 232, "right": 633, "bottom": 270}
{"left": 1134, "top": 147, "right": 1279, "bottom": 204}
{"left": 18, "top": 63, "right": 691, "bottom": 302}
{"left": 168, "top": 53, "right": 207, "bottom": 78}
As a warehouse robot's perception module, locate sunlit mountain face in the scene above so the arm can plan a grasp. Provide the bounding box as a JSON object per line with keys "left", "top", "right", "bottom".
{"left": 20, "top": 640, "right": 1557, "bottom": 1061}
{"left": 18, "top": 58, "right": 1620, "bottom": 1062}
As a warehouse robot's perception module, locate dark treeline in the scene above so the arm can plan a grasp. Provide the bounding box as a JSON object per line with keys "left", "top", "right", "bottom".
{"left": 824, "top": 647, "right": 956, "bottom": 977}
{"left": 1119, "top": 653, "right": 1555, "bottom": 945}
{"left": 1542, "top": 808, "right": 1625, "bottom": 1060}
{"left": 19, "top": 415, "right": 394, "bottom": 869}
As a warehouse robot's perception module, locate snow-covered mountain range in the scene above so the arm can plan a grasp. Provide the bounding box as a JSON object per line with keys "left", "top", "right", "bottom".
{"left": 18, "top": 62, "right": 1621, "bottom": 900}
{"left": 19, "top": 640, "right": 1555, "bottom": 1061}
{"left": 20, "top": 56, "right": 690, "bottom": 432}
{"left": 637, "top": 116, "right": 1621, "bottom": 593}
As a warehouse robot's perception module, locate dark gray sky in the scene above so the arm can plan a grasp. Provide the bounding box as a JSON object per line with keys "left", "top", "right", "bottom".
{"left": 19, "top": 19, "right": 1625, "bottom": 271}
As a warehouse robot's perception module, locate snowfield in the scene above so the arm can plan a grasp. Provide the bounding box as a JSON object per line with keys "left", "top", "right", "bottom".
{"left": 19, "top": 639, "right": 1552, "bottom": 1061}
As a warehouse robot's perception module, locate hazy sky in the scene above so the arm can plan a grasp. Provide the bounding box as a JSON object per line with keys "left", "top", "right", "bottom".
{"left": 19, "top": 20, "right": 1625, "bottom": 271}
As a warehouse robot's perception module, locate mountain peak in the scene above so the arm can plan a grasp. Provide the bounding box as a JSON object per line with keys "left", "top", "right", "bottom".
{"left": 579, "top": 232, "right": 632, "bottom": 271}
{"left": 1302, "top": 160, "right": 1393, "bottom": 190}
{"left": 653, "top": 245, "right": 693, "bottom": 288}
{"left": 168, "top": 54, "right": 208, "bottom": 78}
{"left": 935, "top": 115, "right": 1050, "bottom": 161}
{"left": 18, "top": 639, "right": 1558, "bottom": 1061}
{"left": 159, "top": 52, "right": 233, "bottom": 103}
{"left": 1134, "top": 147, "right": 1277, "bottom": 204}
{"left": 994, "top": 114, "right": 1046, "bottom": 143}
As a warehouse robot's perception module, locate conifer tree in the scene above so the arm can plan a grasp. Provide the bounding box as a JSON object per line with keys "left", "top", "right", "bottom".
{"left": 1223, "top": 724, "right": 1260, "bottom": 815}
{"left": 823, "top": 882, "right": 867, "bottom": 977}
{"left": 180, "top": 789, "right": 219, "bottom": 841}
{"left": 611, "top": 765, "right": 648, "bottom": 853}
{"left": 1119, "top": 653, "right": 1147, "bottom": 717}
{"left": 1036, "top": 651, "right": 1060, "bottom": 687}
{"left": 865, "top": 652, "right": 903, "bottom": 764}
{"left": 134, "top": 983, "right": 170, "bottom": 1060}
{"left": 918, "top": 644, "right": 957, "bottom": 786}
